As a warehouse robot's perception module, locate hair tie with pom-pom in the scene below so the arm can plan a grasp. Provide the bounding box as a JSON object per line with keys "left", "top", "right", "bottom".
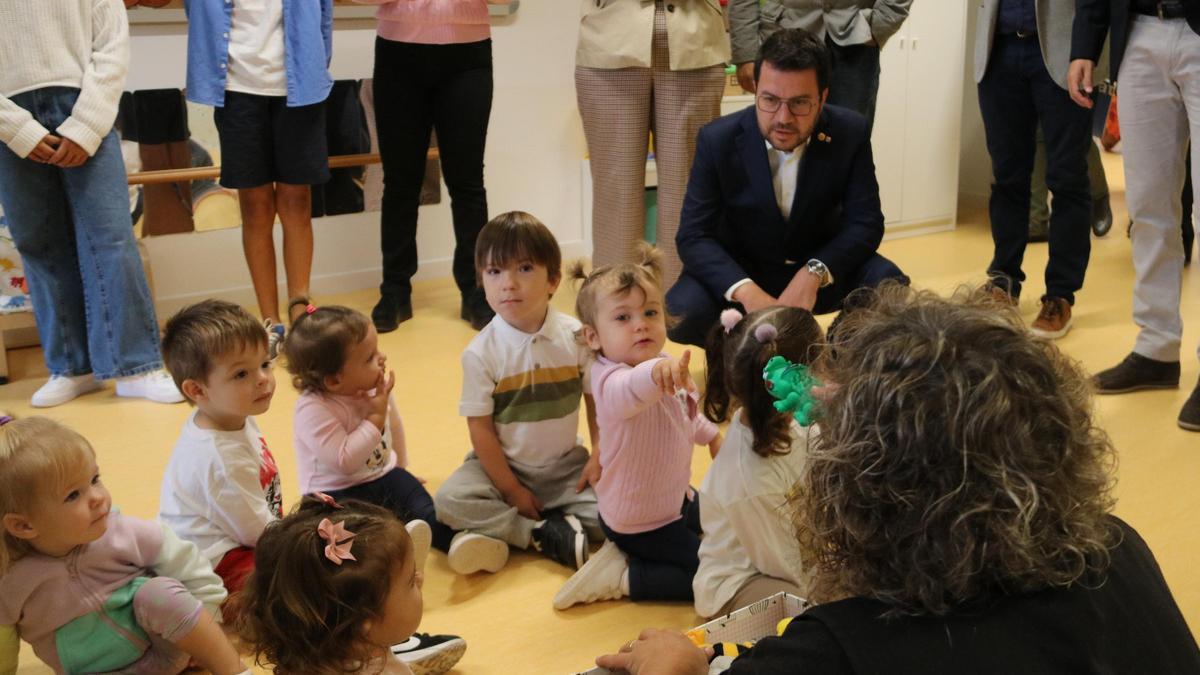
{"left": 720, "top": 308, "right": 744, "bottom": 334}
{"left": 754, "top": 323, "right": 778, "bottom": 344}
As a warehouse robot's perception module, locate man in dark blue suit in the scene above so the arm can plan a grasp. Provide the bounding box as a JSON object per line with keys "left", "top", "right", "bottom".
{"left": 666, "top": 28, "right": 906, "bottom": 347}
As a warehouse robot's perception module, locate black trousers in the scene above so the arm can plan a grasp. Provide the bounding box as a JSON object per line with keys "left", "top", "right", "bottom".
{"left": 977, "top": 34, "right": 1092, "bottom": 303}
{"left": 373, "top": 37, "right": 493, "bottom": 300}
{"left": 324, "top": 467, "right": 456, "bottom": 552}
{"left": 666, "top": 254, "right": 907, "bottom": 348}
{"left": 600, "top": 494, "right": 702, "bottom": 602}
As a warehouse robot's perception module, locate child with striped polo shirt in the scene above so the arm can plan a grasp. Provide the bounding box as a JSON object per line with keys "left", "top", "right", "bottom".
{"left": 434, "top": 211, "right": 601, "bottom": 575}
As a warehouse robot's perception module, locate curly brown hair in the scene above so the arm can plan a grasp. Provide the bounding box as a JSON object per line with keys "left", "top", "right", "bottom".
{"left": 234, "top": 497, "right": 412, "bottom": 674}
{"left": 792, "top": 283, "right": 1117, "bottom": 616}
{"left": 703, "top": 306, "right": 824, "bottom": 457}
{"left": 282, "top": 305, "right": 371, "bottom": 393}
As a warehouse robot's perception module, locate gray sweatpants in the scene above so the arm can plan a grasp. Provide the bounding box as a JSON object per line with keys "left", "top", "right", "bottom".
{"left": 434, "top": 445, "right": 602, "bottom": 548}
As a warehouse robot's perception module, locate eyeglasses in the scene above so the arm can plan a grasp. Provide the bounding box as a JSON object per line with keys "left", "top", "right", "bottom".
{"left": 756, "top": 93, "right": 816, "bottom": 117}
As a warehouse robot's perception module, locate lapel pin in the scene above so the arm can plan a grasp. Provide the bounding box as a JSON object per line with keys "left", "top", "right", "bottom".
{"left": 817, "top": 132, "right": 831, "bottom": 143}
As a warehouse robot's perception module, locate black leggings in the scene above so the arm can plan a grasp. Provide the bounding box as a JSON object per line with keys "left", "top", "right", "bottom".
{"left": 373, "top": 37, "right": 493, "bottom": 300}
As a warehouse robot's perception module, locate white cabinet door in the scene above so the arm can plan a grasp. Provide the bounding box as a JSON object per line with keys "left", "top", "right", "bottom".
{"left": 872, "top": 34, "right": 909, "bottom": 225}
{"left": 899, "top": 0, "right": 967, "bottom": 225}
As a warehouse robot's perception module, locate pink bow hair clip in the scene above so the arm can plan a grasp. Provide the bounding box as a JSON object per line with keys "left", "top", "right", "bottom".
{"left": 317, "top": 518, "right": 357, "bottom": 566}
{"left": 314, "top": 492, "right": 344, "bottom": 509}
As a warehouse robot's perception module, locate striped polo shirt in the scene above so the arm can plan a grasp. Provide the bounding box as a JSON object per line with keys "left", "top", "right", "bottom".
{"left": 459, "top": 308, "right": 590, "bottom": 467}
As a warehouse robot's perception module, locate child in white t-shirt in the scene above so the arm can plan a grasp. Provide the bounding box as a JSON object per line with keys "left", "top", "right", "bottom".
{"left": 693, "top": 306, "right": 823, "bottom": 617}
{"left": 158, "top": 300, "right": 282, "bottom": 618}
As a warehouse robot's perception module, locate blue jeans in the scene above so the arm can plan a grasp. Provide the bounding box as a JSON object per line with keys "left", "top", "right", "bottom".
{"left": 977, "top": 35, "right": 1092, "bottom": 303}
{"left": 0, "top": 87, "right": 162, "bottom": 379}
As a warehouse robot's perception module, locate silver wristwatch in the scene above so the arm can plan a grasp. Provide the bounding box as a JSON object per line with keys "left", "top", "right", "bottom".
{"left": 806, "top": 259, "right": 832, "bottom": 287}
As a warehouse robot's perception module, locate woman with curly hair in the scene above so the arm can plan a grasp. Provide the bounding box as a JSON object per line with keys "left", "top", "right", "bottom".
{"left": 596, "top": 284, "right": 1200, "bottom": 674}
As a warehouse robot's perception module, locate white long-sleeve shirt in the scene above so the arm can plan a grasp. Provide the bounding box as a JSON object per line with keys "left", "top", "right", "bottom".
{"left": 693, "top": 410, "right": 814, "bottom": 618}
{"left": 0, "top": 0, "right": 129, "bottom": 158}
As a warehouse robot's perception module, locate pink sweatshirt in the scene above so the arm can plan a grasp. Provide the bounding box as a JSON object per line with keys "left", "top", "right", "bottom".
{"left": 591, "top": 355, "right": 719, "bottom": 534}
{"left": 353, "top": 0, "right": 491, "bottom": 45}
{"left": 293, "top": 390, "right": 408, "bottom": 493}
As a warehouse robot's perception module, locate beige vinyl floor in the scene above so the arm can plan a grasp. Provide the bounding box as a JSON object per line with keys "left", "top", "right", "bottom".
{"left": 3, "top": 150, "right": 1198, "bottom": 673}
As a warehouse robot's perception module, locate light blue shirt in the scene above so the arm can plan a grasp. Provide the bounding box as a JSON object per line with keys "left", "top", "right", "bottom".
{"left": 183, "top": 0, "right": 333, "bottom": 108}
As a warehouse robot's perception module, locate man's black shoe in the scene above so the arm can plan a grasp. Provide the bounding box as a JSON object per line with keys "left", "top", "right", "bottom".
{"left": 372, "top": 294, "right": 413, "bottom": 333}
{"left": 1093, "top": 352, "right": 1181, "bottom": 394}
{"left": 1179, "top": 379, "right": 1200, "bottom": 432}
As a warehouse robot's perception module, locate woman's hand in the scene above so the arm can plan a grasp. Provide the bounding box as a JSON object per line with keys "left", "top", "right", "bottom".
{"left": 595, "top": 629, "right": 711, "bottom": 675}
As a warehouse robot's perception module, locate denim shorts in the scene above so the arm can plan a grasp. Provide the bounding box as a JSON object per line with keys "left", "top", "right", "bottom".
{"left": 213, "top": 91, "right": 330, "bottom": 189}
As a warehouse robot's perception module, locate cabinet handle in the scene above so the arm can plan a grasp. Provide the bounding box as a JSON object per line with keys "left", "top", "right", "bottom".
{"left": 911, "top": 38, "right": 919, "bottom": 50}
{"left": 899, "top": 36, "right": 906, "bottom": 49}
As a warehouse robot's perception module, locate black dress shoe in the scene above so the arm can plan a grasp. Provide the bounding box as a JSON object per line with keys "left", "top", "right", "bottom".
{"left": 1180, "top": 379, "right": 1200, "bottom": 431}
{"left": 460, "top": 288, "right": 494, "bottom": 331}
{"left": 1093, "top": 352, "right": 1181, "bottom": 394}
{"left": 372, "top": 294, "right": 412, "bottom": 333}
{"left": 1092, "top": 196, "right": 1113, "bottom": 237}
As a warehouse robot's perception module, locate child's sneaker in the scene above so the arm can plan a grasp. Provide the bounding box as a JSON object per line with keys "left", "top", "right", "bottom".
{"left": 532, "top": 512, "right": 587, "bottom": 569}
{"left": 115, "top": 369, "right": 185, "bottom": 404}
{"left": 406, "top": 519, "right": 432, "bottom": 572}
{"left": 391, "top": 633, "right": 467, "bottom": 675}
{"left": 447, "top": 531, "right": 509, "bottom": 575}
{"left": 265, "top": 319, "right": 285, "bottom": 360}
{"left": 552, "top": 540, "right": 629, "bottom": 610}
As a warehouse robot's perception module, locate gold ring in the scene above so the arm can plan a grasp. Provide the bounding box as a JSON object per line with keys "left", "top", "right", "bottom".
{"left": 624, "top": 639, "right": 636, "bottom": 652}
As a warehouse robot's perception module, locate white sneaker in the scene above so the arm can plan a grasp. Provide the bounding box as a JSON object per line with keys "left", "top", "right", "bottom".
{"left": 115, "top": 369, "right": 185, "bottom": 404}
{"left": 30, "top": 374, "right": 102, "bottom": 408}
{"left": 447, "top": 531, "right": 509, "bottom": 575}
{"left": 553, "top": 540, "right": 629, "bottom": 610}
{"left": 406, "top": 519, "right": 432, "bottom": 573}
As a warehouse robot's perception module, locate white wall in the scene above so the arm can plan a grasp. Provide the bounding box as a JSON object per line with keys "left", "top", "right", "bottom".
{"left": 131, "top": 6, "right": 588, "bottom": 314}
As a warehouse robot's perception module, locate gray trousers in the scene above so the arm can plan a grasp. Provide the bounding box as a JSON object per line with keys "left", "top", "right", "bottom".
{"left": 575, "top": 1, "right": 725, "bottom": 287}
{"left": 433, "top": 445, "right": 601, "bottom": 548}
{"left": 1119, "top": 15, "right": 1200, "bottom": 363}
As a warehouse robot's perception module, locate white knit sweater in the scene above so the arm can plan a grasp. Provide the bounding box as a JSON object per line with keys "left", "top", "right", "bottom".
{"left": 0, "top": 0, "right": 129, "bottom": 158}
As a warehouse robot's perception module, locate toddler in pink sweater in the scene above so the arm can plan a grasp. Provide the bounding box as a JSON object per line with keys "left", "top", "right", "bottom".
{"left": 553, "top": 245, "right": 722, "bottom": 610}
{"left": 284, "top": 305, "right": 453, "bottom": 561}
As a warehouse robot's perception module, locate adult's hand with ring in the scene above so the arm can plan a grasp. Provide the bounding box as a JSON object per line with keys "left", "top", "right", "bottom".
{"left": 595, "top": 629, "right": 711, "bottom": 675}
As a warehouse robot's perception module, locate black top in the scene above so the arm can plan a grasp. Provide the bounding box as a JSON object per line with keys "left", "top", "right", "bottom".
{"left": 723, "top": 517, "right": 1200, "bottom": 675}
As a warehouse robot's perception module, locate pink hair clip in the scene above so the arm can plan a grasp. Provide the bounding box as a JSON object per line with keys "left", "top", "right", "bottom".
{"left": 754, "top": 324, "right": 778, "bottom": 344}
{"left": 317, "top": 518, "right": 357, "bottom": 566}
{"left": 313, "top": 492, "right": 344, "bottom": 509}
{"left": 720, "top": 308, "right": 744, "bottom": 334}
{"left": 305, "top": 303, "right": 317, "bottom": 315}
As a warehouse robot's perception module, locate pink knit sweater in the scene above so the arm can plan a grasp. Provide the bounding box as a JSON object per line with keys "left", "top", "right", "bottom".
{"left": 353, "top": 0, "right": 491, "bottom": 45}
{"left": 591, "top": 355, "right": 719, "bottom": 534}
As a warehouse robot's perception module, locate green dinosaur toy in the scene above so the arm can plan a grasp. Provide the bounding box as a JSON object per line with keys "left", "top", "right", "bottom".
{"left": 762, "top": 355, "right": 820, "bottom": 426}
